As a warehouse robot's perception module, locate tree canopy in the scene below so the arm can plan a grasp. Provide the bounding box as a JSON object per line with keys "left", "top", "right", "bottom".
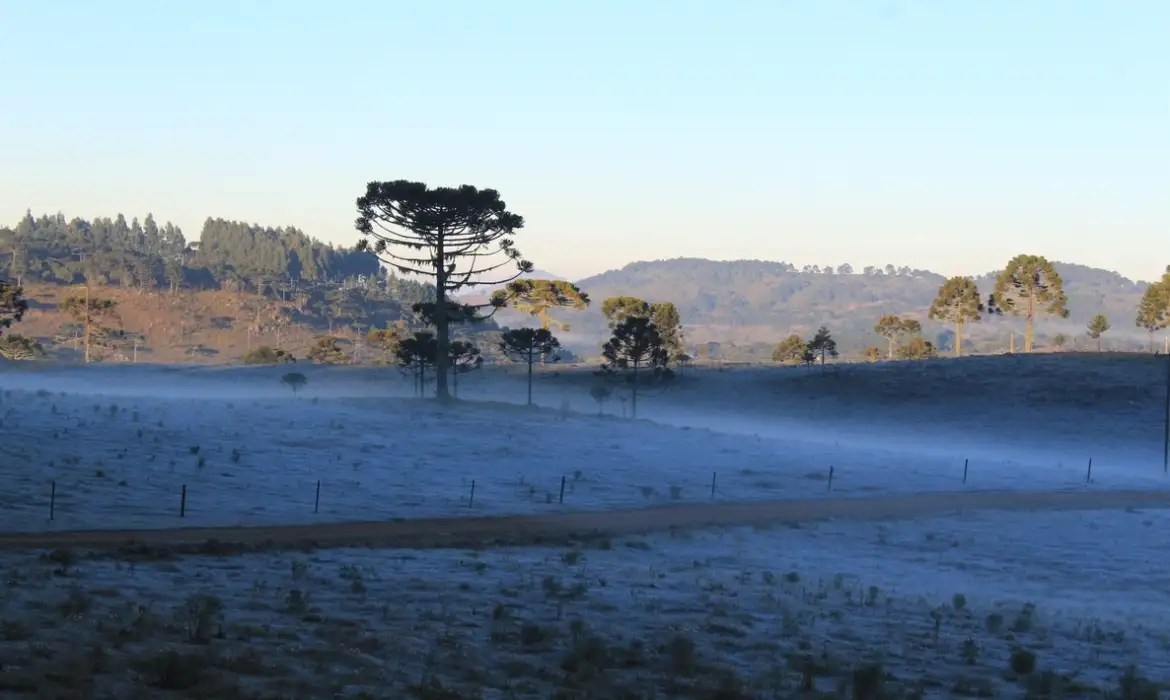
{"left": 1, "top": 211, "right": 411, "bottom": 301}
{"left": 928, "top": 276, "right": 983, "bottom": 357}
{"left": 807, "top": 326, "right": 838, "bottom": 366}
{"left": 772, "top": 334, "right": 806, "bottom": 364}
{"left": 874, "top": 315, "right": 921, "bottom": 360}
{"left": 600, "top": 315, "right": 670, "bottom": 419}
{"left": 1135, "top": 274, "right": 1169, "bottom": 352}
{"left": 494, "top": 279, "right": 589, "bottom": 331}
{"left": 993, "top": 254, "right": 1068, "bottom": 353}
{"left": 356, "top": 180, "right": 532, "bottom": 399}
{"left": 500, "top": 327, "right": 561, "bottom": 406}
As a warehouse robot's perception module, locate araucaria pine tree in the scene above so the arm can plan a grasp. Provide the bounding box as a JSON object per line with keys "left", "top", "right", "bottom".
{"left": 601, "top": 296, "right": 685, "bottom": 364}
{"left": 499, "top": 328, "right": 561, "bottom": 405}
{"left": 447, "top": 339, "right": 482, "bottom": 398}
{"left": 807, "top": 326, "right": 838, "bottom": 367}
{"left": 356, "top": 181, "right": 531, "bottom": 400}
{"left": 601, "top": 316, "right": 669, "bottom": 419}
{"left": 928, "top": 276, "right": 983, "bottom": 357}
{"left": 874, "top": 315, "right": 921, "bottom": 360}
{"left": 1087, "top": 314, "right": 1110, "bottom": 352}
{"left": 1135, "top": 273, "right": 1169, "bottom": 353}
{"left": 494, "top": 280, "right": 589, "bottom": 331}
{"left": 993, "top": 254, "right": 1068, "bottom": 353}
{"left": 395, "top": 331, "right": 438, "bottom": 397}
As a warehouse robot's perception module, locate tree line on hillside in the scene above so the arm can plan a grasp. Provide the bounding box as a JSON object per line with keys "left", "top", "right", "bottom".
{"left": 572, "top": 255, "right": 1152, "bottom": 354}
{"left": 5, "top": 183, "right": 1170, "bottom": 380}
{"left": 770, "top": 256, "right": 1170, "bottom": 363}
{"left": 0, "top": 212, "right": 432, "bottom": 301}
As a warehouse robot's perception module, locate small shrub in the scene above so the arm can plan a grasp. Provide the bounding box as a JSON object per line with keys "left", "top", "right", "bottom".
{"left": 1118, "top": 666, "right": 1161, "bottom": 700}
{"left": 665, "top": 633, "right": 698, "bottom": 674}
{"left": 519, "top": 623, "right": 555, "bottom": 648}
{"left": 985, "top": 613, "right": 1004, "bottom": 634}
{"left": 961, "top": 638, "right": 979, "bottom": 665}
{"left": 852, "top": 662, "right": 885, "bottom": 700}
{"left": 1010, "top": 647, "right": 1037, "bottom": 675}
{"left": 286, "top": 589, "right": 309, "bottom": 614}
{"left": 145, "top": 650, "right": 209, "bottom": 690}
{"left": 953, "top": 593, "right": 967, "bottom": 611}
{"left": 1, "top": 619, "right": 32, "bottom": 641}
{"left": 58, "top": 588, "right": 91, "bottom": 619}
{"left": 179, "top": 594, "right": 223, "bottom": 644}
{"left": 1012, "top": 603, "right": 1036, "bottom": 634}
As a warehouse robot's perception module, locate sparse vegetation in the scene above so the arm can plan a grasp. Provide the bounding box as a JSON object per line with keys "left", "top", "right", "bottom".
{"left": 281, "top": 372, "right": 308, "bottom": 397}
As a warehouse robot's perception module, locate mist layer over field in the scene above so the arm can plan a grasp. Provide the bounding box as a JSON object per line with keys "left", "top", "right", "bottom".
{"left": 1, "top": 355, "right": 1167, "bottom": 532}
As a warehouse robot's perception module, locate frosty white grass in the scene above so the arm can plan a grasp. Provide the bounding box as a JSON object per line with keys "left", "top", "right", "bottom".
{"left": 1, "top": 509, "right": 1166, "bottom": 698}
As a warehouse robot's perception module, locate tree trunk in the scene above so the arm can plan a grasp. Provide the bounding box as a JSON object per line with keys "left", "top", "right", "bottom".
{"left": 1025, "top": 293, "right": 1034, "bottom": 353}
{"left": 955, "top": 321, "right": 963, "bottom": 357}
{"left": 433, "top": 238, "right": 450, "bottom": 400}
{"left": 887, "top": 336, "right": 893, "bottom": 360}
{"left": 1097, "top": 336, "right": 1102, "bottom": 353}
{"left": 631, "top": 360, "right": 639, "bottom": 419}
{"left": 526, "top": 352, "right": 534, "bottom": 406}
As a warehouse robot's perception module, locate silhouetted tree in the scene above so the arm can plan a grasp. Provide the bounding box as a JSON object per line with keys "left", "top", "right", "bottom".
{"left": 448, "top": 339, "right": 482, "bottom": 397}
{"left": 356, "top": 181, "right": 531, "bottom": 400}
{"left": 1086, "top": 314, "right": 1110, "bottom": 352}
{"left": 772, "top": 334, "right": 806, "bottom": 364}
{"left": 500, "top": 328, "right": 561, "bottom": 405}
{"left": 601, "top": 296, "right": 685, "bottom": 363}
{"left": 281, "top": 372, "right": 307, "bottom": 397}
{"left": 928, "top": 276, "right": 983, "bottom": 357}
{"left": 396, "top": 331, "right": 438, "bottom": 397}
{"left": 807, "top": 326, "right": 838, "bottom": 366}
{"left": 1051, "top": 333, "right": 1068, "bottom": 351}
{"left": 589, "top": 383, "right": 612, "bottom": 415}
{"left": 600, "top": 316, "right": 669, "bottom": 419}
{"left": 993, "top": 254, "right": 1068, "bottom": 352}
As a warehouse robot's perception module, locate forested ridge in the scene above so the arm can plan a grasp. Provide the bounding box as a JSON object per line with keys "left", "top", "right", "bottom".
{"left": 0, "top": 212, "right": 430, "bottom": 303}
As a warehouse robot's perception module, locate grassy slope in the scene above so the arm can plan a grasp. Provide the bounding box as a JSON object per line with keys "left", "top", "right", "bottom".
{"left": 14, "top": 284, "right": 335, "bottom": 364}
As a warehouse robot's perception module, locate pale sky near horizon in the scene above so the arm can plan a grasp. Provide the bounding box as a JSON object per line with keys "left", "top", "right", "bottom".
{"left": 1, "top": 1, "right": 1166, "bottom": 281}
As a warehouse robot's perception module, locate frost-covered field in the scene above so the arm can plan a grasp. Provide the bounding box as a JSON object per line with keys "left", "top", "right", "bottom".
{"left": 2, "top": 508, "right": 1167, "bottom": 698}
{"left": 2, "top": 357, "right": 1169, "bottom": 697}
{"left": 1, "top": 358, "right": 1167, "bottom": 532}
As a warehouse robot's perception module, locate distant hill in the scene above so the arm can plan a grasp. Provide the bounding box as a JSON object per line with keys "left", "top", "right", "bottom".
{"left": 486, "top": 257, "right": 1156, "bottom": 360}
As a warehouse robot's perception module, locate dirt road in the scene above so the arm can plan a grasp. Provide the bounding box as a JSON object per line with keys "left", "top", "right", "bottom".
{"left": 1, "top": 487, "right": 1167, "bottom": 554}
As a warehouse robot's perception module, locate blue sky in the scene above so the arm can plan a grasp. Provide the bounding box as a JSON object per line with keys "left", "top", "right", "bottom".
{"left": 1, "top": 1, "right": 1166, "bottom": 281}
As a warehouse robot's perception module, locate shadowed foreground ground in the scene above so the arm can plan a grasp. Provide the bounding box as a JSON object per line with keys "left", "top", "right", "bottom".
{"left": 2, "top": 487, "right": 1167, "bottom": 553}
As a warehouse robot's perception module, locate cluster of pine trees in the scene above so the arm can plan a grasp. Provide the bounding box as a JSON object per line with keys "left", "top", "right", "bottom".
{"left": 774, "top": 255, "right": 1170, "bottom": 362}
{"left": 0, "top": 212, "right": 412, "bottom": 297}
{"left": 2, "top": 212, "right": 187, "bottom": 290}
